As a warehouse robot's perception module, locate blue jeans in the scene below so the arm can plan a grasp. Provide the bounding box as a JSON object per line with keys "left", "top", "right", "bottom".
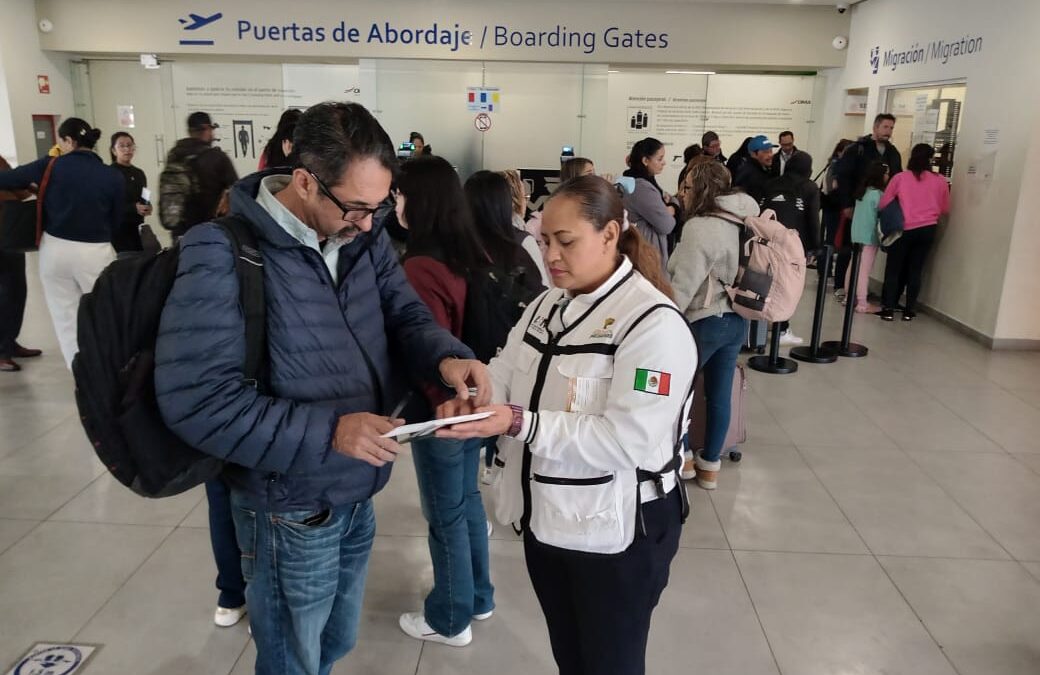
{"left": 411, "top": 436, "right": 495, "bottom": 637}
{"left": 205, "top": 478, "right": 246, "bottom": 609}
{"left": 690, "top": 313, "right": 746, "bottom": 463}
{"left": 230, "top": 493, "right": 376, "bottom": 675}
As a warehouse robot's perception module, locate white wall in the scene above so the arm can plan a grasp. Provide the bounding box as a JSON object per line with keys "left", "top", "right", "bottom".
{"left": 818, "top": 0, "right": 1040, "bottom": 343}
{"left": 0, "top": 0, "right": 75, "bottom": 164}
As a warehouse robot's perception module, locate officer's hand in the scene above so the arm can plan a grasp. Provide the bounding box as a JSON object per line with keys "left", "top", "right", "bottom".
{"left": 438, "top": 405, "right": 513, "bottom": 440}
{"left": 332, "top": 413, "right": 404, "bottom": 467}
{"left": 435, "top": 398, "right": 477, "bottom": 420}
{"left": 439, "top": 358, "right": 492, "bottom": 407}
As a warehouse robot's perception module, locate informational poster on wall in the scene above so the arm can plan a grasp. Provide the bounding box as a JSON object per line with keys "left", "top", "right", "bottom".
{"left": 607, "top": 72, "right": 816, "bottom": 190}
{"left": 171, "top": 62, "right": 287, "bottom": 176}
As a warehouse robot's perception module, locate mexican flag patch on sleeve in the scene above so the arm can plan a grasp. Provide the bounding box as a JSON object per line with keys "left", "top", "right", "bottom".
{"left": 633, "top": 368, "right": 671, "bottom": 396}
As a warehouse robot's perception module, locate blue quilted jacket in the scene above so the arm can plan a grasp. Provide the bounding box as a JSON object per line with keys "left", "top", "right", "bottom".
{"left": 155, "top": 171, "right": 472, "bottom": 511}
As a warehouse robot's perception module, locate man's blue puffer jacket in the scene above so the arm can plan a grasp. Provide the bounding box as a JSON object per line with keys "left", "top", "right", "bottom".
{"left": 155, "top": 171, "right": 472, "bottom": 512}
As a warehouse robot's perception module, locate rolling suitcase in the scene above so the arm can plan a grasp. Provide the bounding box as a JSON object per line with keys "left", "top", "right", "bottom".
{"left": 743, "top": 319, "right": 767, "bottom": 354}
{"left": 689, "top": 363, "right": 748, "bottom": 462}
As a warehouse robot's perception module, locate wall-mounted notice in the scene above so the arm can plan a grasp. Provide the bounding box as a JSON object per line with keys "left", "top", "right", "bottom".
{"left": 844, "top": 94, "right": 867, "bottom": 115}
{"left": 117, "top": 105, "right": 135, "bottom": 128}
{"left": 467, "top": 87, "right": 501, "bottom": 112}
{"left": 983, "top": 128, "right": 1000, "bottom": 148}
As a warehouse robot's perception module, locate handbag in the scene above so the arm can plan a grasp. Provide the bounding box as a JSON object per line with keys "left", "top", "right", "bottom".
{"left": 0, "top": 156, "right": 57, "bottom": 252}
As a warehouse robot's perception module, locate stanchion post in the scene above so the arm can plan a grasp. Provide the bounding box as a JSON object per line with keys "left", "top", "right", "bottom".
{"left": 791, "top": 245, "right": 838, "bottom": 364}
{"left": 821, "top": 243, "right": 868, "bottom": 358}
{"left": 748, "top": 321, "right": 798, "bottom": 374}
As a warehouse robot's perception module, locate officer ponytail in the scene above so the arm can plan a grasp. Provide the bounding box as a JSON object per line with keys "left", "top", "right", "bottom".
{"left": 57, "top": 117, "right": 102, "bottom": 150}
{"left": 552, "top": 175, "right": 675, "bottom": 301}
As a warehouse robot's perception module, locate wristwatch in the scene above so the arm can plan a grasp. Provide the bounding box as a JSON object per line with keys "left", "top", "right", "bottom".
{"left": 506, "top": 404, "right": 525, "bottom": 438}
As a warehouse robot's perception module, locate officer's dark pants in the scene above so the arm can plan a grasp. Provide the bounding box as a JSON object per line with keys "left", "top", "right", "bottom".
{"left": 524, "top": 489, "right": 682, "bottom": 675}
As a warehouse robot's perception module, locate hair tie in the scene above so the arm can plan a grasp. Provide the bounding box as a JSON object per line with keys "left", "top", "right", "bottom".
{"left": 622, "top": 209, "right": 631, "bottom": 232}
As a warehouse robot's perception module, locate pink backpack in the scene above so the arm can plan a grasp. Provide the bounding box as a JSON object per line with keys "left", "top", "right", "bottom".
{"left": 719, "top": 209, "right": 806, "bottom": 323}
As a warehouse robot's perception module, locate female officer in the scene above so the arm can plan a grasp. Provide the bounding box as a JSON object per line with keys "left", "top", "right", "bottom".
{"left": 439, "top": 174, "right": 697, "bottom": 675}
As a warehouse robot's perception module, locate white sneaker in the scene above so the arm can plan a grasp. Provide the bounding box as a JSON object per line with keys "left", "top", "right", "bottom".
{"left": 473, "top": 610, "right": 494, "bottom": 621}
{"left": 779, "top": 330, "right": 804, "bottom": 346}
{"left": 679, "top": 450, "right": 697, "bottom": 481}
{"left": 399, "top": 612, "right": 472, "bottom": 646}
{"left": 214, "top": 605, "right": 247, "bottom": 628}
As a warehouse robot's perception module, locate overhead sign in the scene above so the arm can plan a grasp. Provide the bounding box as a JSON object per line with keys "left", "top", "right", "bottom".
{"left": 475, "top": 113, "right": 492, "bottom": 132}
{"left": 870, "top": 34, "right": 983, "bottom": 75}
{"left": 467, "top": 87, "right": 500, "bottom": 112}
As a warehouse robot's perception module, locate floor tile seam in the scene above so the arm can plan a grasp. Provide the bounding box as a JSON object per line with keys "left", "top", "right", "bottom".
{"left": 793, "top": 444, "right": 967, "bottom": 675}
{"left": 229, "top": 636, "right": 255, "bottom": 675}
{"left": 414, "top": 641, "right": 425, "bottom": 675}
{"left": 1005, "top": 388, "right": 1040, "bottom": 412}
{"left": 0, "top": 520, "right": 44, "bottom": 558}
{"left": 724, "top": 544, "right": 786, "bottom": 675}
{"left": 921, "top": 385, "right": 1022, "bottom": 455}
{"left": 1018, "top": 561, "right": 1040, "bottom": 586}
{"left": 69, "top": 523, "right": 180, "bottom": 644}
{"left": 46, "top": 516, "right": 189, "bottom": 529}
{"left": 900, "top": 452, "right": 1018, "bottom": 561}
{"left": 789, "top": 443, "right": 874, "bottom": 554}
{"left": 38, "top": 470, "right": 108, "bottom": 523}
{"left": 1008, "top": 454, "right": 1040, "bottom": 479}
{"left": 173, "top": 492, "right": 209, "bottom": 528}
{"left": 0, "top": 409, "right": 79, "bottom": 459}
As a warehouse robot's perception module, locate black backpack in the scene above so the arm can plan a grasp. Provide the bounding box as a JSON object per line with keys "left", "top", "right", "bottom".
{"left": 72, "top": 216, "right": 265, "bottom": 498}
{"left": 461, "top": 263, "right": 543, "bottom": 363}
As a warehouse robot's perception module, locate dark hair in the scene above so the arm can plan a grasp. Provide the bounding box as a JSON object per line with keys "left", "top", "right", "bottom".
{"left": 855, "top": 161, "right": 889, "bottom": 200}
{"left": 784, "top": 151, "right": 813, "bottom": 179}
{"left": 560, "top": 157, "right": 593, "bottom": 183}
{"left": 779, "top": 130, "right": 794, "bottom": 141}
{"left": 262, "top": 109, "right": 302, "bottom": 168}
{"left": 701, "top": 131, "right": 720, "bottom": 147}
{"left": 293, "top": 102, "right": 396, "bottom": 187}
{"left": 625, "top": 137, "right": 665, "bottom": 195}
{"left": 683, "top": 160, "right": 737, "bottom": 218}
{"left": 550, "top": 175, "right": 674, "bottom": 300}
{"left": 398, "top": 156, "right": 484, "bottom": 276}
{"left": 682, "top": 144, "right": 702, "bottom": 164}
{"left": 907, "top": 143, "right": 935, "bottom": 178}
{"left": 109, "top": 131, "right": 134, "bottom": 164}
{"left": 725, "top": 137, "right": 754, "bottom": 173}
{"left": 874, "top": 113, "right": 896, "bottom": 126}
{"left": 831, "top": 138, "right": 854, "bottom": 161}
{"left": 464, "top": 170, "right": 529, "bottom": 270}
{"left": 409, "top": 131, "right": 425, "bottom": 143}
{"left": 58, "top": 118, "right": 101, "bottom": 150}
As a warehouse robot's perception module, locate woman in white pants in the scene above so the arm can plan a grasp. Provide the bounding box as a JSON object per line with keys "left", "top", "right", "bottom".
{"left": 0, "top": 118, "right": 122, "bottom": 368}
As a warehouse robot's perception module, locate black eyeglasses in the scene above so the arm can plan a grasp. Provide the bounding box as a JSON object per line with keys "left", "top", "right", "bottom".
{"left": 303, "top": 167, "right": 395, "bottom": 224}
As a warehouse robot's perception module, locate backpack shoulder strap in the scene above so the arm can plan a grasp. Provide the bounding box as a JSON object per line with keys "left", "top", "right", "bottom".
{"left": 34, "top": 156, "right": 58, "bottom": 246}
{"left": 213, "top": 215, "right": 267, "bottom": 389}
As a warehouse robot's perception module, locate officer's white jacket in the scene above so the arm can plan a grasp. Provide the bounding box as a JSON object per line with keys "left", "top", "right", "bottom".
{"left": 489, "top": 257, "right": 697, "bottom": 554}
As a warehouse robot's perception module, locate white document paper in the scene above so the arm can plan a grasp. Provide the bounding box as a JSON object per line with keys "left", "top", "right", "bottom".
{"left": 140, "top": 187, "right": 152, "bottom": 203}
{"left": 382, "top": 412, "right": 495, "bottom": 442}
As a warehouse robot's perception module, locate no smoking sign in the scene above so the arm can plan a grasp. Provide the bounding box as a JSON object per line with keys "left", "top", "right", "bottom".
{"left": 474, "top": 113, "right": 492, "bottom": 132}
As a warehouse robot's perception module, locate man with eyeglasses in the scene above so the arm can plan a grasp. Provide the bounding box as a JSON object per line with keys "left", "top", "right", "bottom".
{"left": 154, "top": 102, "right": 490, "bottom": 674}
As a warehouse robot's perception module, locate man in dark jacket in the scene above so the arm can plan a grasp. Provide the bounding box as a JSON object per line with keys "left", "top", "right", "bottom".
{"left": 771, "top": 130, "right": 799, "bottom": 177}
{"left": 734, "top": 134, "right": 774, "bottom": 203}
{"left": 832, "top": 113, "right": 903, "bottom": 296}
{"left": 160, "top": 111, "right": 238, "bottom": 238}
{"left": 155, "top": 102, "right": 490, "bottom": 673}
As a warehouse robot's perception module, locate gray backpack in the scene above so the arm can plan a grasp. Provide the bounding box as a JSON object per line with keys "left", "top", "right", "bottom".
{"left": 158, "top": 149, "right": 201, "bottom": 232}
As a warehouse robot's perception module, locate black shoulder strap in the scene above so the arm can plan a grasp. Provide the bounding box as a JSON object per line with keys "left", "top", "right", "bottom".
{"left": 214, "top": 215, "right": 267, "bottom": 390}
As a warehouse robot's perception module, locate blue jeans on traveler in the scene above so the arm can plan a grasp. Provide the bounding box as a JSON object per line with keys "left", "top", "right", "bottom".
{"left": 205, "top": 478, "right": 246, "bottom": 609}
{"left": 230, "top": 492, "right": 376, "bottom": 675}
{"left": 690, "top": 312, "right": 747, "bottom": 463}
{"left": 411, "top": 436, "right": 495, "bottom": 637}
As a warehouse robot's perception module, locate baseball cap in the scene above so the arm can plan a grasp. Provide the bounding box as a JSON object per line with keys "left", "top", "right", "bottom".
{"left": 748, "top": 135, "right": 774, "bottom": 153}
{"left": 187, "top": 112, "right": 219, "bottom": 131}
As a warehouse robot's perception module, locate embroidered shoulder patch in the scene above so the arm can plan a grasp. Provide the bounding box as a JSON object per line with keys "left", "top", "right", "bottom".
{"left": 633, "top": 368, "right": 671, "bottom": 396}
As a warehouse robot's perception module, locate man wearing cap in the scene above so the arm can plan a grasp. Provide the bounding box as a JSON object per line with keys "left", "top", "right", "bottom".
{"left": 733, "top": 134, "right": 774, "bottom": 203}
{"left": 160, "top": 112, "right": 238, "bottom": 238}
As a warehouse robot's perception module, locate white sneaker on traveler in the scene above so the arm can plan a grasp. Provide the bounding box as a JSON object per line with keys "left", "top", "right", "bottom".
{"left": 779, "top": 330, "right": 804, "bottom": 346}
{"left": 214, "top": 604, "right": 247, "bottom": 627}
{"left": 399, "top": 612, "right": 472, "bottom": 646}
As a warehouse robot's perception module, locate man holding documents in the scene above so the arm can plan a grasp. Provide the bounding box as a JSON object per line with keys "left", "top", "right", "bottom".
{"left": 154, "top": 102, "right": 488, "bottom": 675}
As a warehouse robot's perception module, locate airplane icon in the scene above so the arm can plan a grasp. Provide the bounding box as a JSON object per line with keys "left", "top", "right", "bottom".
{"left": 179, "top": 12, "right": 223, "bottom": 31}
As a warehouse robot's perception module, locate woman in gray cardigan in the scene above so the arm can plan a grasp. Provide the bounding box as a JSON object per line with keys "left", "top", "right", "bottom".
{"left": 622, "top": 138, "right": 679, "bottom": 274}
{"left": 667, "top": 160, "right": 759, "bottom": 491}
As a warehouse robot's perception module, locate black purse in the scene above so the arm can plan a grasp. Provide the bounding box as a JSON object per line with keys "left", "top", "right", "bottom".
{"left": 0, "top": 199, "right": 39, "bottom": 252}
{"left": 0, "top": 156, "right": 57, "bottom": 253}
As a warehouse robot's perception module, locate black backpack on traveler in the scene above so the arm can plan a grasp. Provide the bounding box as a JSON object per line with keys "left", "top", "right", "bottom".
{"left": 461, "top": 263, "right": 544, "bottom": 363}
{"left": 72, "top": 216, "right": 265, "bottom": 498}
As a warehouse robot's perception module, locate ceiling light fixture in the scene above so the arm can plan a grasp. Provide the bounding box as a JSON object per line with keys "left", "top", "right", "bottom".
{"left": 665, "top": 70, "right": 716, "bottom": 75}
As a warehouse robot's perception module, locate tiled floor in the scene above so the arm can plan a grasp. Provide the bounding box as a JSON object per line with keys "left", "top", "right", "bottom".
{"left": 2, "top": 261, "right": 1040, "bottom": 675}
